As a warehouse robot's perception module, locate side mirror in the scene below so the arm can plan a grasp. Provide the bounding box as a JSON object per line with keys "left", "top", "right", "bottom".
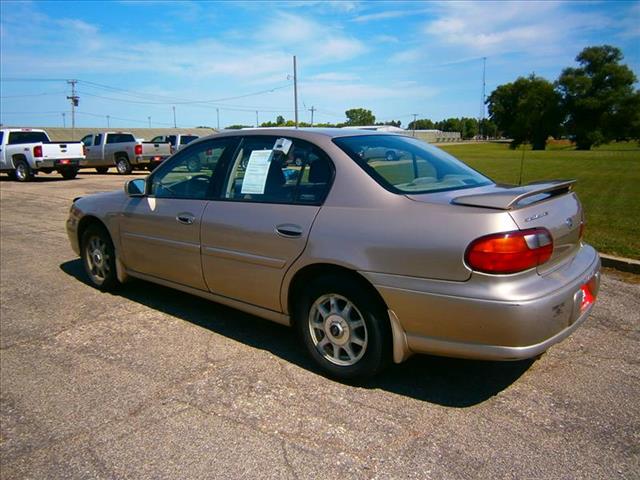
{"left": 125, "top": 178, "right": 146, "bottom": 197}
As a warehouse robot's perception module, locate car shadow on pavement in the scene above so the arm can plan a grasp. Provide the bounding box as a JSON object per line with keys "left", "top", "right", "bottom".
{"left": 60, "top": 258, "right": 533, "bottom": 408}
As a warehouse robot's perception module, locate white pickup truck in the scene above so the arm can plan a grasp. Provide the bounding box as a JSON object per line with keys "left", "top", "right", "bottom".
{"left": 0, "top": 128, "right": 84, "bottom": 182}
{"left": 80, "top": 131, "right": 171, "bottom": 174}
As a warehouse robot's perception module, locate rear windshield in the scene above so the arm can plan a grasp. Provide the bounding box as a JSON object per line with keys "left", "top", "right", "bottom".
{"left": 333, "top": 135, "right": 492, "bottom": 194}
{"left": 8, "top": 131, "right": 50, "bottom": 144}
{"left": 180, "top": 135, "right": 198, "bottom": 145}
{"left": 106, "top": 133, "right": 135, "bottom": 144}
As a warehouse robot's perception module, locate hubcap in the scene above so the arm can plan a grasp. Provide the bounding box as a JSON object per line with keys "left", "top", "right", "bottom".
{"left": 16, "top": 164, "right": 26, "bottom": 180}
{"left": 85, "top": 236, "right": 110, "bottom": 284}
{"left": 308, "top": 294, "right": 368, "bottom": 366}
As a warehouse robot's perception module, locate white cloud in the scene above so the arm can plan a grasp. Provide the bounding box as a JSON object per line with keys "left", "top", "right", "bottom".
{"left": 390, "top": 48, "right": 424, "bottom": 64}
{"left": 423, "top": 1, "right": 611, "bottom": 57}
{"left": 308, "top": 72, "right": 361, "bottom": 82}
{"left": 352, "top": 9, "right": 412, "bottom": 23}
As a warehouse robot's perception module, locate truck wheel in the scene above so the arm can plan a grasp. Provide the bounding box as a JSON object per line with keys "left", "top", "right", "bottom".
{"left": 60, "top": 167, "right": 79, "bottom": 180}
{"left": 295, "top": 275, "right": 391, "bottom": 381}
{"left": 96, "top": 167, "right": 109, "bottom": 174}
{"left": 14, "top": 160, "right": 34, "bottom": 182}
{"left": 81, "top": 224, "right": 119, "bottom": 291}
{"left": 115, "top": 156, "right": 132, "bottom": 175}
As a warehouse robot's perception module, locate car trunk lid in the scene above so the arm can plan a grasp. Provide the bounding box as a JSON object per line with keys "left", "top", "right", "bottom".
{"left": 452, "top": 180, "right": 582, "bottom": 274}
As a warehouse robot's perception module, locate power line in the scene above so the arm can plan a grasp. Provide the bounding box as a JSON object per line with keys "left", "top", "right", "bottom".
{"left": 0, "top": 91, "right": 67, "bottom": 99}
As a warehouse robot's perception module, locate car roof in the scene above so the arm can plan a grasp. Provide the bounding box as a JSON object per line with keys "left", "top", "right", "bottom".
{"left": 209, "top": 127, "right": 403, "bottom": 140}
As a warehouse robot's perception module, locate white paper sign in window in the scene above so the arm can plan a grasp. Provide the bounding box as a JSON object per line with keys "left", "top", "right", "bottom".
{"left": 241, "top": 149, "right": 273, "bottom": 194}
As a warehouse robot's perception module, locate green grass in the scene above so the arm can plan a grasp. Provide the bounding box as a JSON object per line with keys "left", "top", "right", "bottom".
{"left": 437, "top": 142, "right": 640, "bottom": 259}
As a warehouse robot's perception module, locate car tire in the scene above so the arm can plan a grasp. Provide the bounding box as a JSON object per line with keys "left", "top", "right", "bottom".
{"left": 60, "top": 167, "right": 78, "bottom": 180}
{"left": 96, "top": 167, "right": 109, "bottom": 174}
{"left": 115, "top": 156, "right": 132, "bottom": 175}
{"left": 385, "top": 150, "right": 398, "bottom": 162}
{"left": 81, "top": 224, "right": 119, "bottom": 292}
{"left": 186, "top": 157, "right": 201, "bottom": 173}
{"left": 14, "top": 159, "right": 34, "bottom": 182}
{"left": 295, "top": 275, "right": 391, "bottom": 380}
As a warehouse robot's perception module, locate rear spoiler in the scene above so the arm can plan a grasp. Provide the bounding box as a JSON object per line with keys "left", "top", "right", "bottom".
{"left": 451, "top": 179, "right": 576, "bottom": 210}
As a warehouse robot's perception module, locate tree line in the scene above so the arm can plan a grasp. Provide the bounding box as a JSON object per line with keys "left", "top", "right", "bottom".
{"left": 488, "top": 45, "right": 640, "bottom": 150}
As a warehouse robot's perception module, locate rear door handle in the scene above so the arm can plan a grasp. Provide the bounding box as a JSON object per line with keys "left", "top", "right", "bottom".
{"left": 276, "top": 224, "right": 303, "bottom": 238}
{"left": 176, "top": 213, "right": 195, "bottom": 225}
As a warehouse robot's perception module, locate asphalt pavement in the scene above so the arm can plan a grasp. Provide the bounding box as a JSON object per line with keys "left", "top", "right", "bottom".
{"left": 1, "top": 170, "right": 638, "bottom": 479}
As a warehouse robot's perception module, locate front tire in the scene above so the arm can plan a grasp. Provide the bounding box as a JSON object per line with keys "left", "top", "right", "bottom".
{"left": 115, "top": 156, "right": 132, "bottom": 175}
{"left": 14, "top": 160, "right": 33, "bottom": 182}
{"left": 295, "top": 275, "right": 391, "bottom": 380}
{"left": 81, "top": 225, "right": 119, "bottom": 291}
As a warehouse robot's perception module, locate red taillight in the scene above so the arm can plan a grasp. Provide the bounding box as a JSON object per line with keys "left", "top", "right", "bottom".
{"left": 33, "top": 145, "right": 43, "bottom": 157}
{"left": 83, "top": 146, "right": 88, "bottom": 156}
{"left": 134, "top": 144, "right": 143, "bottom": 155}
{"left": 579, "top": 284, "right": 594, "bottom": 312}
{"left": 465, "top": 228, "right": 553, "bottom": 274}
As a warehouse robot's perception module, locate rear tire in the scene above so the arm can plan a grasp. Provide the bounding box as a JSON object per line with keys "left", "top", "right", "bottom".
{"left": 81, "top": 224, "right": 119, "bottom": 292}
{"left": 60, "top": 167, "right": 78, "bottom": 180}
{"left": 96, "top": 167, "right": 109, "bottom": 174}
{"left": 14, "top": 160, "right": 33, "bottom": 182}
{"left": 295, "top": 275, "right": 391, "bottom": 380}
{"left": 115, "top": 156, "right": 132, "bottom": 175}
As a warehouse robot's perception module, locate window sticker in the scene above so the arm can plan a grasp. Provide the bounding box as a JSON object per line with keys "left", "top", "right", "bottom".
{"left": 241, "top": 149, "right": 273, "bottom": 194}
{"left": 273, "top": 138, "right": 293, "bottom": 155}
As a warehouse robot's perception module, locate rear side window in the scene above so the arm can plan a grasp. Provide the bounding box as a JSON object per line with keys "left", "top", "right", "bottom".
{"left": 94, "top": 134, "right": 103, "bottom": 145}
{"left": 223, "top": 136, "right": 333, "bottom": 205}
{"left": 333, "top": 135, "right": 491, "bottom": 194}
{"left": 180, "top": 135, "right": 198, "bottom": 145}
{"left": 8, "top": 131, "right": 50, "bottom": 144}
{"left": 150, "top": 136, "right": 165, "bottom": 143}
{"left": 106, "top": 133, "right": 135, "bottom": 144}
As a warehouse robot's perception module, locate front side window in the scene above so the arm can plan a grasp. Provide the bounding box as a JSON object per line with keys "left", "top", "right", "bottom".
{"left": 149, "top": 138, "right": 234, "bottom": 200}
{"left": 223, "top": 136, "right": 333, "bottom": 205}
{"left": 333, "top": 135, "right": 492, "bottom": 194}
{"left": 81, "top": 135, "right": 93, "bottom": 146}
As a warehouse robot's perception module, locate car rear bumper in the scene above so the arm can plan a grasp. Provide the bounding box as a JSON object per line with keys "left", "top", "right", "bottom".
{"left": 35, "top": 158, "right": 81, "bottom": 169}
{"left": 363, "top": 243, "right": 601, "bottom": 361}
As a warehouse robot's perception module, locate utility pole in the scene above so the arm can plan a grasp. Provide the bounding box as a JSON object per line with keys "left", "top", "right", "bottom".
{"left": 412, "top": 113, "right": 418, "bottom": 137}
{"left": 66, "top": 79, "right": 79, "bottom": 139}
{"left": 309, "top": 106, "right": 316, "bottom": 126}
{"left": 62, "top": 112, "right": 66, "bottom": 128}
{"left": 479, "top": 56, "right": 487, "bottom": 139}
{"left": 148, "top": 116, "right": 151, "bottom": 128}
{"left": 256, "top": 110, "right": 259, "bottom": 128}
{"left": 106, "top": 115, "right": 110, "bottom": 128}
{"left": 293, "top": 55, "right": 298, "bottom": 128}
{"left": 216, "top": 108, "right": 220, "bottom": 130}
{"left": 172, "top": 106, "right": 176, "bottom": 128}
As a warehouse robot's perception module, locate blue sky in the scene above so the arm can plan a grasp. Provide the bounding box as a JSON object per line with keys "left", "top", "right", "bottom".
{"left": 1, "top": 0, "right": 638, "bottom": 129}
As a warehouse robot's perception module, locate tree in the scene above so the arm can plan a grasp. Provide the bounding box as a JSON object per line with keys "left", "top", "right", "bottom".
{"left": 487, "top": 74, "right": 562, "bottom": 150}
{"left": 276, "top": 115, "right": 286, "bottom": 126}
{"left": 479, "top": 118, "right": 498, "bottom": 138}
{"left": 460, "top": 117, "right": 479, "bottom": 140}
{"left": 557, "top": 45, "right": 640, "bottom": 149}
{"left": 345, "top": 108, "right": 375, "bottom": 125}
{"left": 408, "top": 118, "right": 435, "bottom": 130}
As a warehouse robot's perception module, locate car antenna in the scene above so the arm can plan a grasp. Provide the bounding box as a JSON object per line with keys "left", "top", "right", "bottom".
{"left": 518, "top": 142, "right": 526, "bottom": 186}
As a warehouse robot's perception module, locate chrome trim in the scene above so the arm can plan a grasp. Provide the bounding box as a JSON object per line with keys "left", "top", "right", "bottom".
{"left": 121, "top": 231, "right": 200, "bottom": 252}
{"left": 202, "top": 245, "right": 286, "bottom": 269}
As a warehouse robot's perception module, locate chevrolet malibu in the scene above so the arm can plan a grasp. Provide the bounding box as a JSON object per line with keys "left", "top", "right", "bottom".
{"left": 66, "top": 129, "right": 600, "bottom": 380}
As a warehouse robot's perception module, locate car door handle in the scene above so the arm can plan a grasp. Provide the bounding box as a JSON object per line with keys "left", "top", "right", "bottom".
{"left": 176, "top": 213, "right": 195, "bottom": 225}
{"left": 275, "top": 224, "right": 303, "bottom": 238}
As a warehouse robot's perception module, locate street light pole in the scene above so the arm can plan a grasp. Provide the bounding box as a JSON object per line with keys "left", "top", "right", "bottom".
{"left": 412, "top": 113, "right": 418, "bottom": 137}
{"left": 107, "top": 115, "right": 110, "bottom": 128}
{"left": 172, "top": 106, "right": 176, "bottom": 128}
{"left": 293, "top": 55, "right": 298, "bottom": 128}
{"left": 216, "top": 108, "right": 220, "bottom": 130}
{"left": 148, "top": 116, "right": 151, "bottom": 128}
{"left": 62, "top": 112, "right": 66, "bottom": 128}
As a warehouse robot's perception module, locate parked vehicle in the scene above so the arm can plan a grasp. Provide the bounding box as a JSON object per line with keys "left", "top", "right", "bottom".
{"left": 66, "top": 129, "right": 600, "bottom": 380}
{"left": 80, "top": 132, "right": 171, "bottom": 174}
{"left": 0, "top": 128, "right": 83, "bottom": 181}
{"left": 149, "top": 134, "right": 199, "bottom": 154}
